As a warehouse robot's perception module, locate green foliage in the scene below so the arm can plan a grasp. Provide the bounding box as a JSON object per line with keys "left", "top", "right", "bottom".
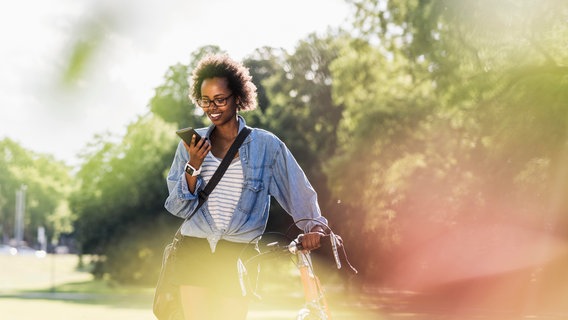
{"left": 242, "top": 33, "right": 350, "bottom": 232}
{"left": 260, "top": 32, "right": 348, "bottom": 186}
{"left": 0, "top": 138, "right": 73, "bottom": 246}
{"left": 329, "top": 0, "right": 568, "bottom": 282}
{"left": 148, "top": 63, "right": 193, "bottom": 126}
{"left": 243, "top": 46, "right": 288, "bottom": 113}
{"left": 67, "top": 2, "right": 568, "bottom": 288}
{"left": 70, "top": 115, "right": 180, "bottom": 284}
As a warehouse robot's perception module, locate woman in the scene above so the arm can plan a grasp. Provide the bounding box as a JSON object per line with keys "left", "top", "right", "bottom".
{"left": 164, "top": 54, "right": 328, "bottom": 320}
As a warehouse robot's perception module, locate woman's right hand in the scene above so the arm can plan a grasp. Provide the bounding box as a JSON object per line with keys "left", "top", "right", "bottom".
{"left": 183, "top": 134, "right": 211, "bottom": 169}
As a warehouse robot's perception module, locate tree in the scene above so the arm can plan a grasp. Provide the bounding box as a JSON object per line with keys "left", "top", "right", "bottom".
{"left": 70, "top": 115, "right": 179, "bottom": 283}
{"left": 241, "top": 32, "right": 352, "bottom": 234}
{"left": 0, "top": 138, "right": 72, "bottom": 248}
{"left": 326, "top": 0, "right": 568, "bottom": 284}
{"left": 260, "top": 31, "right": 350, "bottom": 202}
{"left": 243, "top": 46, "right": 288, "bottom": 113}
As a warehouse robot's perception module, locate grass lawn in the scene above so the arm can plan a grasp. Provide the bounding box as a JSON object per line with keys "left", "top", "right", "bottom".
{"left": 0, "top": 254, "right": 382, "bottom": 320}
{"left": 0, "top": 254, "right": 154, "bottom": 320}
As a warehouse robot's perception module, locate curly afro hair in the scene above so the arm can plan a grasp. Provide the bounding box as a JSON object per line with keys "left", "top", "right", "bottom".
{"left": 189, "top": 54, "right": 258, "bottom": 111}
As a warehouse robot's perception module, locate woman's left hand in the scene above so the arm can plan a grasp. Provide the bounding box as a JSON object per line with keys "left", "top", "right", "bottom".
{"left": 300, "top": 226, "right": 327, "bottom": 251}
{"left": 300, "top": 232, "right": 324, "bottom": 251}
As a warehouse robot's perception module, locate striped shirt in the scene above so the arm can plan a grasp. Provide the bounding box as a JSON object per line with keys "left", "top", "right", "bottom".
{"left": 201, "top": 152, "right": 243, "bottom": 230}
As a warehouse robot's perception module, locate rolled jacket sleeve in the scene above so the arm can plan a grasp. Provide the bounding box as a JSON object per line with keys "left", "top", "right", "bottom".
{"left": 164, "top": 141, "right": 205, "bottom": 219}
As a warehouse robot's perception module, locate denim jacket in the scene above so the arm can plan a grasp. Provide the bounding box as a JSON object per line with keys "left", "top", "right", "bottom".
{"left": 165, "top": 116, "right": 327, "bottom": 251}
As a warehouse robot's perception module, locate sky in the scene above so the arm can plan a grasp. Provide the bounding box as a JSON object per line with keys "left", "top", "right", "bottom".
{"left": 0, "top": 0, "right": 351, "bottom": 167}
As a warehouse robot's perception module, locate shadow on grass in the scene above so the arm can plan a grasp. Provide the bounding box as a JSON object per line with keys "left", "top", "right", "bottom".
{"left": 0, "top": 280, "right": 155, "bottom": 310}
{"left": 1, "top": 278, "right": 382, "bottom": 319}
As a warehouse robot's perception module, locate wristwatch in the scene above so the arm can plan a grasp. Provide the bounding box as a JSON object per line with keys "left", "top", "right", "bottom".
{"left": 184, "top": 162, "right": 202, "bottom": 177}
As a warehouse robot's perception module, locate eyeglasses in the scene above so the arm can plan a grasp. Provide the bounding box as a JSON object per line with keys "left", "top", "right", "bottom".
{"left": 197, "top": 94, "right": 233, "bottom": 109}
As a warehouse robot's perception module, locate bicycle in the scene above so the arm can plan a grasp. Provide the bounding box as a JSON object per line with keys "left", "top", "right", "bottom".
{"left": 237, "top": 220, "right": 358, "bottom": 320}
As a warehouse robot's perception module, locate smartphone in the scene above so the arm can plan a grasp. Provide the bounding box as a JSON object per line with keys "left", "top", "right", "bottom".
{"left": 176, "top": 127, "right": 201, "bottom": 146}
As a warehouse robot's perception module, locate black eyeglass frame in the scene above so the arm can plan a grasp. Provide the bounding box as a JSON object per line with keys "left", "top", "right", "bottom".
{"left": 197, "top": 94, "right": 233, "bottom": 109}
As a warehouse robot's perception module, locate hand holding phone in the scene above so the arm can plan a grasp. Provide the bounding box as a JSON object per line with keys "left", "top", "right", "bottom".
{"left": 176, "top": 127, "right": 201, "bottom": 146}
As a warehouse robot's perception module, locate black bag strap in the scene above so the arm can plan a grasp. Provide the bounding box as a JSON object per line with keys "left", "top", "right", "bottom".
{"left": 174, "top": 127, "right": 252, "bottom": 239}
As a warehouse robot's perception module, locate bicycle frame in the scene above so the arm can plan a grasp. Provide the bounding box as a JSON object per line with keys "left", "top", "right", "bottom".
{"left": 295, "top": 250, "right": 332, "bottom": 319}
{"left": 237, "top": 222, "right": 357, "bottom": 320}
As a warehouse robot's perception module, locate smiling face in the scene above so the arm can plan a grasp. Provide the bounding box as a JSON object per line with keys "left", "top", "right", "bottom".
{"left": 200, "top": 77, "right": 238, "bottom": 126}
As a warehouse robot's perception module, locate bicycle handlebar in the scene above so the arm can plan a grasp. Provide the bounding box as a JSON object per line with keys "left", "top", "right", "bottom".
{"left": 282, "top": 233, "right": 343, "bottom": 270}
{"left": 262, "top": 231, "right": 354, "bottom": 274}
{"left": 237, "top": 222, "right": 358, "bottom": 296}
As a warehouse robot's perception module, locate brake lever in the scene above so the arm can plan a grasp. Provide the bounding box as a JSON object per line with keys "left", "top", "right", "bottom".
{"left": 330, "top": 232, "right": 342, "bottom": 269}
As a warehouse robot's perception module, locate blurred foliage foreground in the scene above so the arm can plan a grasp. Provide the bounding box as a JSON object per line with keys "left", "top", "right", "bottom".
{"left": 1, "top": 0, "right": 568, "bottom": 316}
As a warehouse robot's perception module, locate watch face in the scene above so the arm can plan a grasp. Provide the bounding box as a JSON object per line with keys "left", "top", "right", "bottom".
{"left": 185, "top": 164, "right": 193, "bottom": 175}
{"left": 185, "top": 163, "right": 198, "bottom": 176}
